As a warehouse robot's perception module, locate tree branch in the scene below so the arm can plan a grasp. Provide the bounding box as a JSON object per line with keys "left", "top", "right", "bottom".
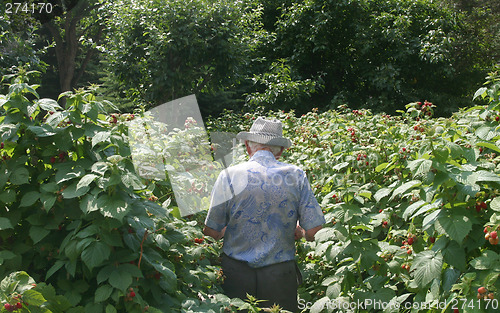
{"left": 73, "top": 25, "right": 104, "bottom": 86}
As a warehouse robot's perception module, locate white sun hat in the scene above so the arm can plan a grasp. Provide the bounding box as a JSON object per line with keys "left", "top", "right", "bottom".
{"left": 236, "top": 117, "right": 292, "bottom": 148}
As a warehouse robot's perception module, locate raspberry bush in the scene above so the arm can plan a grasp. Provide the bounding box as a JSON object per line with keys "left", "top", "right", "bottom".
{"left": 2, "top": 67, "right": 500, "bottom": 313}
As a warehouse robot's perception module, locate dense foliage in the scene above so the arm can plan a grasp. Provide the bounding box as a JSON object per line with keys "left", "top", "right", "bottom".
{"left": 2, "top": 0, "right": 498, "bottom": 116}
{"left": 2, "top": 66, "right": 500, "bottom": 313}
{"left": 211, "top": 69, "right": 500, "bottom": 312}
{"left": 0, "top": 72, "right": 231, "bottom": 313}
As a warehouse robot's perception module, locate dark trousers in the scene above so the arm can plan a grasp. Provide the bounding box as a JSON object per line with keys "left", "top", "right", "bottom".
{"left": 221, "top": 254, "right": 298, "bottom": 312}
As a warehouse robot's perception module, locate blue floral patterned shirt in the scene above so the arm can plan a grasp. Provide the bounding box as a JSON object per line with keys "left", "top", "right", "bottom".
{"left": 205, "top": 150, "right": 325, "bottom": 268}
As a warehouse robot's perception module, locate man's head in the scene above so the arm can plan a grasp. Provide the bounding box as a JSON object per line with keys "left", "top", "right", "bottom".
{"left": 245, "top": 140, "right": 284, "bottom": 159}
{"left": 236, "top": 117, "right": 291, "bottom": 159}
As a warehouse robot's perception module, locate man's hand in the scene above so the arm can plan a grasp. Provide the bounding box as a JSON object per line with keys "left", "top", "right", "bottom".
{"left": 295, "top": 224, "right": 305, "bottom": 240}
{"left": 203, "top": 226, "right": 225, "bottom": 240}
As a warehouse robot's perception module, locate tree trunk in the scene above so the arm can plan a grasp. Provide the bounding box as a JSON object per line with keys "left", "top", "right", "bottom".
{"left": 44, "top": 1, "right": 103, "bottom": 105}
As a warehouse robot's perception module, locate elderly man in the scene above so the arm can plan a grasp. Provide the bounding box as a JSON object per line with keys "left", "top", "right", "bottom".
{"left": 203, "top": 117, "right": 325, "bottom": 312}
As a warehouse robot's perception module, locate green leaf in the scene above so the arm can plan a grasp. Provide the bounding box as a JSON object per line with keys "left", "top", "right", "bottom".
{"left": 22, "top": 289, "right": 47, "bottom": 306}
{"left": 374, "top": 187, "right": 392, "bottom": 202}
{"left": 0, "top": 250, "right": 16, "bottom": 265}
{"left": 309, "top": 296, "right": 330, "bottom": 313}
{"left": 105, "top": 305, "right": 117, "bottom": 313}
{"left": 0, "top": 217, "right": 13, "bottom": 230}
{"left": 77, "top": 174, "right": 98, "bottom": 190}
{"left": 117, "top": 264, "right": 143, "bottom": 278}
{"left": 80, "top": 193, "right": 99, "bottom": 214}
{"left": 410, "top": 251, "right": 443, "bottom": 288}
{"left": 432, "top": 146, "right": 449, "bottom": 163}
{"left": 92, "top": 131, "right": 111, "bottom": 147}
{"left": 408, "top": 159, "right": 432, "bottom": 176}
{"left": 46, "top": 260, "right": 65, "bottom": 280}
{"left": 97, "top": 266, "right": 114, "bottom": 284}
{"left": 473, "top": 87, "right": 487, "bottom": 100}
{"left": 37, "top": 98, "right": 62, "bottom": 112}
{"left": 490, "top": 197, "right": 500, "bottom": 212}
{"left": 10, "top": 167, "right": 29, "bottom": 185}
{"left": 91, "top": 162, "right": 109, "bottom": 175}
{"left": 0, "top": 124, "right": 19, "bottom": 141}
{"left": 84, "top": 302, "right": 103, "bottom": 313}
{"left": 29, "top": 226, "right": 50, "bottom": 244}
{"left": 474, "top": 170, "right": 500, "bottom": 183}
{"left": 475, "top": 126, "right": 497, "bottom": 141}
{"left": 476, "top": 141, "right": 500, "bottom": 154}
{"left": 435, "top": 214, "right": 472, "bottom": 243}
{"left": 40, "top": 193, "right": 57, "bottom": 211}
{"left": 95, "top": 284, "right": 114, "bottom": 302}
{"left": 443, "top": 268, "right": 461, "bottom": 293}
{"left": 108, "top": 269, "right": 132, "bottom": 291}
{"left": 403, "top": 200, "right": 425, "bottom": 220}
{"left": 0, "top": 189, "right": 16, "bottom": 204}
{"left": 56, "top": 165, "right": 86, "bottom": 184}
{"left": 27, "top": 125, "right": 56, "bottom": 137}
{"left": 97, "top": 194, "right": 129, "bottom": 221}
{"left": 375, "top": 162, "right": 389, "bottom": 172}
{"left": 20, "top": 191, "right": 40, "bottom": 207}
{"left": 81, "top": 241, "right": 111, "bottom": 270}
{"left": 390, "top": 180, "right": 421, "bottom": 200}
{"left": 76, "top": 225, "right": 100, "bottom": 239}
{"left": 470, "top": 251, "right": 499, "bottom": 270}
{"left": 40, "top": 182, "right": 59, "bottom": 193}
{"left": 443, "top": 240, "right": 466, "bottom": 272}
{"left": 121, "top": 172, "right": 145, "bottom": 190}
{"left": 62, "top": 181, "right": 90, "bottom": 199}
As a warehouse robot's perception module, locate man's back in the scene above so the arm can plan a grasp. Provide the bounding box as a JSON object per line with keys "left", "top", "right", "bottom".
{"left": 206, "top": 150, "right": 324, "bottom": 267}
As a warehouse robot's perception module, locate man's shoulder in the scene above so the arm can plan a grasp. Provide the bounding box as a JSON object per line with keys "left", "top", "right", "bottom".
{"left": 276, "top": 160, "right": 305, "bottom": 173}
{"left": 222, "top": 159, "right": 305, "bottom": 175}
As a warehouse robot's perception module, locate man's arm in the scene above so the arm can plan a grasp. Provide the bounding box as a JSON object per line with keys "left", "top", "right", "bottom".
{"left": 203, "top": 226, "right": 226, "bottom": 241}
{"left": 304, "top": 225, "right": 322, "bottom": 242}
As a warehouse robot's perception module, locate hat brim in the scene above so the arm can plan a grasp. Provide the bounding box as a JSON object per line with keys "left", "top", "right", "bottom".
{"left": 236, "top": 132, "right": 292, "bottom": 148}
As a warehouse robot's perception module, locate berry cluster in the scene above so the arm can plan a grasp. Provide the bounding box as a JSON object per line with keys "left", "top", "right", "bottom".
{"left": 331, "top": 194, "right": 340, "bottom": 203}
{"left": 194, "top": 237, "right": 204, "bottom": 244}
{"left": 109, "top": 113, "right": 135, "bottom": 124}
{"left": 477, "top": 286, "right": 495, "bottom": 300}
{"left": 380, "top": 252, "right": 394, "bottom": 262}
{"left": 347, "top": 127, "right": 357, "bottom": 143}
{"left": 124, "top": 287, "right": 136, "bottom": 302}
{"left": 413, "top": 125, "right": 426, "bottom": 132}
{"left": 356, "top": 153, "right": 369, "bottom": 166}
{"left": 475, "top": 201, "right": 488, "bottom": 213}
{"left": 148, "top": 195, "right": 158, "bottom": 201}
{"left": 484, "top": 227, "right": 499, "bottom": 245}
{"left": 416, "top": 101, "right": 434, "bottom": 117}
{"left": 50, "top": 151, "right": 67, "bottom": 164}
{"left": 184, "top": 117, "right": 197, "bottom": 129}
{"left": 0, "top": 142, "right": 9, "bottom": 161}
{"left": 401, "top": 234, "right": 417, "bottom": 254}
{"left": 352, "top": 109, "right": 364, "bottom": 116}
{"left": 3, "top": 302, "right": 23, "bottom": 312}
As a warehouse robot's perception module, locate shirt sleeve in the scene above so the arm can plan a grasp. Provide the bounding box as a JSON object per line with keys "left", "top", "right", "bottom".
{"left": 297, "top": 172, "right": 326, "bottom": 231}
{"left": 204, "top": 169, "right": 233, "bottom": 232}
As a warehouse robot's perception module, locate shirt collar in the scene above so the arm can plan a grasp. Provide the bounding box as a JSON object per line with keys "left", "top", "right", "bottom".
{"left": 249, "top": 150, "right": 276, "bottom": 163}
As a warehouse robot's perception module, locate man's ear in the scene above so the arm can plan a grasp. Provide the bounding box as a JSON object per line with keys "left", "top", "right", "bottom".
{"left": 245, "top": 141, "right": 252, "bottom": 156}
{"left": 275, "top": 147, "right": 285, "bottom": 160}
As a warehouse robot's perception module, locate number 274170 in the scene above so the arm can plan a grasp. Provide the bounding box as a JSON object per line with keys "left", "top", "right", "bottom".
{"left": 451, "top": 298, "right": 499, "bottom": 310}
{"left": 5, "top": 2, "right": 53, "bottom": 14}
